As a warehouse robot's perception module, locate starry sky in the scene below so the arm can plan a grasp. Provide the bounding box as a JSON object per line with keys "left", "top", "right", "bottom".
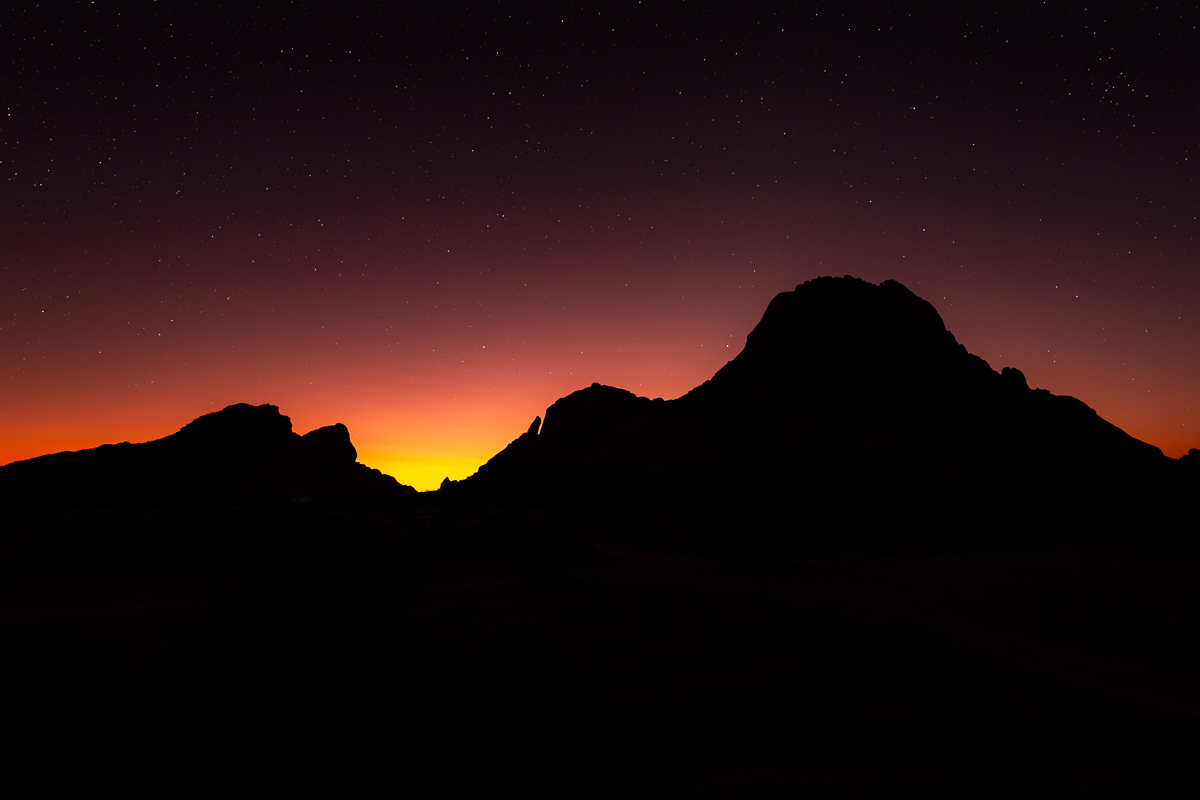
{"left": 4, "top": 2, "right": 1198, "bottom": 490}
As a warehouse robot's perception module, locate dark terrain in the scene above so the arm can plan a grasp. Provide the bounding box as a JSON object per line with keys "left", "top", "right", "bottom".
{"left": 2, "top": 277, "right": 1197, "bottom": 797}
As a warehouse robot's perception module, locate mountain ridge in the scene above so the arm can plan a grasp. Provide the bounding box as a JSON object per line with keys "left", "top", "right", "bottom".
{"left": 451, "top": 276, "right": 1174, "bottom": 516}
{"left": 0, "top": 403, "right": 415, "bottom": 508}
{"left": 3, "top": 276, "right": 1188, "bottom": 521}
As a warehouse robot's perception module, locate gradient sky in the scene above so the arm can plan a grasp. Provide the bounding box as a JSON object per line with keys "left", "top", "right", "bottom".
{"left": 4, "top": 2, "right": 1198, "bottom": 489}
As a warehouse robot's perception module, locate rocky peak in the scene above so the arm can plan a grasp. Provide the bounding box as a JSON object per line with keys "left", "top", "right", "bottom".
{"left": 171, "top": 403, "right": 296, "bottom": 453}
{"left": 296, "top": 423, "right": 358, "bottom": 466}
{"left": 698, "top": 276, "right": 994, "bottom": 396}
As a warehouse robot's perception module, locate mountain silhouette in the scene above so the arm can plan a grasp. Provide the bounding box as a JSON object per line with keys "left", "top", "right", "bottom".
{"left": 4, "top": 281, "right": 1198, "bottom": 800}
{"left": 454, "top": 276, "right": 1175, "bottom": 531}
{"left": 2, "top": 277, "right": 1186, "bottom": 531}
{"left": 0, "top": 403, "right": 414, "bottom": 509}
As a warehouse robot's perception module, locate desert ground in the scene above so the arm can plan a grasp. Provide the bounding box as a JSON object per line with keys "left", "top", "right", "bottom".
{"left": 3, "top": 500, "right": 1197, "bottom": 797}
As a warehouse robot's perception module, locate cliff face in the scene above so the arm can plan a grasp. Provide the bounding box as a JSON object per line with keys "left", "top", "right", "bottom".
{"left": 457, "top": 276, "right": 1169, "bottom": 503}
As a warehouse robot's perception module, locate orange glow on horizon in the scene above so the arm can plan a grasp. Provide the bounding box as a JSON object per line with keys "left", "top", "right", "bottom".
{"left": 3, "top": 328, "right": 1196, "bottom": 493}
{"left": 6, "top": 4, "right": 1199, "bottom": 500}
{"left": 4, "top": 201, "right": 1198, "bottom": 481}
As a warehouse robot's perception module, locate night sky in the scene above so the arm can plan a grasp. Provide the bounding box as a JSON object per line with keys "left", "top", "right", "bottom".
{"left": 4, "top": 2, "right": 1198, "bottom": 489}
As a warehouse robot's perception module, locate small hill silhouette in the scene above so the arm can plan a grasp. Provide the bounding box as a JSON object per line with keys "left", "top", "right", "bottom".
{"left": 0, "top": 403, "right": 414, "bottom": 509}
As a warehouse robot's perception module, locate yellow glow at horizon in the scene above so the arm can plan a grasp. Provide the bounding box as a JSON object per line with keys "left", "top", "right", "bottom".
{"left": 357, "top": 449, "right": 490, "bottom": 492}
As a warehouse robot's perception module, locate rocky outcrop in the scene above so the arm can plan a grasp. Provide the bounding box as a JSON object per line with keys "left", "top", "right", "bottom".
{"left": 539, "top": 384, "right": 652, "bottom": 449}
{"left": 1000, "top": 366, "right": 1029, "bottom": 391}
{"left": 235, "top": 422, "right": 412, "bottom": 501}
{"left": 698, "top": 276, "right": 990, "bottom": 388}
{"left": 0, "top": 404, "right": 414, "bottom": 508}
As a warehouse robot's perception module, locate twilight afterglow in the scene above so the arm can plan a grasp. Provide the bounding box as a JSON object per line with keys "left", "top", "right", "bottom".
{"left": 4, "top": 4, "right": 1197, "bottom": 489}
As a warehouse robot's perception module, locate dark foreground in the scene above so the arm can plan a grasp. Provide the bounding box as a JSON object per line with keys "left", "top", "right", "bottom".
{"left": 2, "top": 500, "right": 1198, "bottom": 798}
